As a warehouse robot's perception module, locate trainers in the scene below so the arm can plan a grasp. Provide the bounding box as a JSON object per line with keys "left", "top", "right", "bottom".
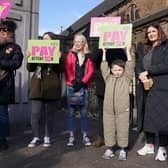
{"left": 43, "top": 137, "right": 51, "bottom": 147}
{"left": 155, "top": 147, "right": 167, "bottom": 161}
{"left": 28, "top": 137, "right": 40, "bottom": 147}
{"left": 102, "top": 149, "right": 115, "bottom": 159}
{"left": 82, "top": 136, "right": 91, "bottom": 146}
{"left": 67, "top": 136, "right": 75, "bottom": 146}
{"left": 137, "top": 144, "right": 154, "bottom": 156}
{"left": 118, "top": 149, "right": 127, "bottom": 161}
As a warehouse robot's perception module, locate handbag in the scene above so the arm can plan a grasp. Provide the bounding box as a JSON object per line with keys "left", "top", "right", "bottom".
{"left": 68, "top": 87, "right": 85, "bottom": 105}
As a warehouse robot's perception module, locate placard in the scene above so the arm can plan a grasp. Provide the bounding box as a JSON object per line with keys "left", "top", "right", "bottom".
{"left": 99, "top": 24, "right": 132, "bottom": 48}
{"left": 90, "top": 16, "right": 121, "bottom": 37}
{"left": 28, "top": 40, "right": 60, "bottom": 64}
{"left": 0, "top": 1, "right": 12, "bottom": 19}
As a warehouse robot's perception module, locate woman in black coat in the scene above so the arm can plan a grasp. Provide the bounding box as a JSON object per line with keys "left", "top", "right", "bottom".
{"left": 0, "top": 20, "right": 23, "bottom": 150}
{"left": 137, "top": 23, "right": 168, "bottom": 161}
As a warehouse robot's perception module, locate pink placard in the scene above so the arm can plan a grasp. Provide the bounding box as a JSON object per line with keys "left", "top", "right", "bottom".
{"left": 90, "top": 16, "right": 121, "bottom": 37}
{"left": 0, "top": 1, "right": 12, "bottom": 19}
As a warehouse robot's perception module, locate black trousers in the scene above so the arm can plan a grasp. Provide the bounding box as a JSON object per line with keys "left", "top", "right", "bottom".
{"left": 31, "top": 100, "right": 58, "bottom": 138}
{"left": 145, "top": 132, "right": 168, "bottom": 146}
{"left": 97, "top": 96, "right": 104, "bottom": 138}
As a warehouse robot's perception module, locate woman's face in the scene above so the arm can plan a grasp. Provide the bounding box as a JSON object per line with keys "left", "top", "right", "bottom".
{"left": 0, "top": 25, "right": 13, "bottom": 45}
{"left": 73, "top": 36, "right": 85, "bottom": 51}
{"left": 43, "top": 34, "right": 51, "bottom": 40}
{"left": 147, "top": 26, "right": 159, "bottom": 43}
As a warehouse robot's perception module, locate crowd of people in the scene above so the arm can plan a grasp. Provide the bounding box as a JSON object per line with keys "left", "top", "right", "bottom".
{"left": 0, "top": 20, "right": 168, "bottom": 162}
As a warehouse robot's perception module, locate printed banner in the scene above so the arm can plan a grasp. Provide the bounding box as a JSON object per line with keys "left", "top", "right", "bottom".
{"left": 0, "top": 1, "right": 12, "bottom": 19}
{"left": 99, "top": 24, "right": 132, "bottom": 49}
{"left": 90, "top": 16, "right": 121, "bottom": 37}
{"left": 28, "top": 40, "right": 60, "bottom": 64}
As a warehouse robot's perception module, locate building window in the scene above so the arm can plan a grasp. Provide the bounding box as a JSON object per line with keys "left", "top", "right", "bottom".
{"left": 127, "top": 3, "right": 139, "bottom": 22}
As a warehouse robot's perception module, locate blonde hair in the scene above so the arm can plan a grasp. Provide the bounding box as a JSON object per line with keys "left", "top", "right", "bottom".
{"left": 72, "top": 34, "right": 90, "bottom": 54}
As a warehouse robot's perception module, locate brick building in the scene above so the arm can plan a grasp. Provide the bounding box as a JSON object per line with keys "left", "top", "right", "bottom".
{"left": 61, "top": 0, "right": 168, "bottom": 119}
{"left": 61, "top": 0, "right": 168, "bottom": 54}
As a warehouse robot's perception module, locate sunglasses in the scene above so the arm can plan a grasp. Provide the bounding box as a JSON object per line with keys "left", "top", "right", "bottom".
{"left": 0, "top": 28, "right": 9, "bottom": 33}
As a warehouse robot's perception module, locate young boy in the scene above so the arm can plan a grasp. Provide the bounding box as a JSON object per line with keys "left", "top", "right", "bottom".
{"left": 101, "top": 47, "right": 134, "bottom": 160}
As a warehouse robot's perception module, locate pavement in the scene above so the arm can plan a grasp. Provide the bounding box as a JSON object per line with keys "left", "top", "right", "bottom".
{"left": 0, "top": 109, "right": 168, "bottom": 168}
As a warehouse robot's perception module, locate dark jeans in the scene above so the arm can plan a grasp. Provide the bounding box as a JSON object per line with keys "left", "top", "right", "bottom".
{"left": 0, "top": 105, "right": 9, "bottom": 137}
{"left": 145, "top": 132, "right": 168, "bottom": 146}
{"left": 97, "top": 96, "right": 104, "bottom": 138}
{"left": 31, "top": 100, "right": 57, "bottom": 138}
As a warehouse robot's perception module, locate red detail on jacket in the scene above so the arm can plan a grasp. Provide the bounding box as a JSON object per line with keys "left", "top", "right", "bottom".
{"left": 65, "top": 51, "right": 94, "bottom": 89}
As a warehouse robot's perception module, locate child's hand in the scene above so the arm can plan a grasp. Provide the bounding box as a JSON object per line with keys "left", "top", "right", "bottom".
{"left": 102, "top": 48, "right": 107, "bottom": 54}
{"left": 125, "top": 46, "right": 132, "bottom": 61}
{"left": 125, "top": 46, "right": 131, "bottom": 53}
{"left": 102, "top": 48, "right": 107, "bottom": 61}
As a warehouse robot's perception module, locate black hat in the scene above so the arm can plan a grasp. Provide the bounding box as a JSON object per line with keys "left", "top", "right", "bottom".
{"left": 0, "top": 20, "right": 17, "bottom": 32}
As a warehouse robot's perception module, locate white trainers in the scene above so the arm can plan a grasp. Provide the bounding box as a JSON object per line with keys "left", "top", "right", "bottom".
{"left": 137, "top": 144, "right": 154, "bottom": 156}
{"left": 155, "top": 147, "right": 167, "bottom": 161}
{"left": 28, "top": 137, "right": 40, "bottom": 147}
{"left": 118, "top": 149, "right": 127, "bottom": 161}
{"left": 43, "top": 137, "right": 51, "bottom": 147}
{"left": 82, "top": 136, "right": 91, "bottom": 146}
{"left": 67, "top": 136, "right": 75, "bottom": 146}
{"left": 102, "top": 149, "right": 115, "bottom": 159}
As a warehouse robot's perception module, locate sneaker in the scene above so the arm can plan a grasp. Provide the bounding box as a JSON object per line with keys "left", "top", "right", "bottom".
{"left": 43, "top": 137, "right": 51, "bottom": 147}
{"left": 102, "top": 149, "right": 115, "bottom": 159}
{"left": 28, "top": 137, "right": 40, "bottom": 148}
{"left": 82, "top": 136, "right": 91, "bottom": 146}
{"left": 118, "top": 149, "right": 127, "bottom": 161}
{"left": 155, "top": 147, "right": 167, "bottom": 161}
{"left": 137, "top": 144, "right": 154, "bottom": 156}
{"left": 67, "top": 136, "right": 75, "bottom": 146}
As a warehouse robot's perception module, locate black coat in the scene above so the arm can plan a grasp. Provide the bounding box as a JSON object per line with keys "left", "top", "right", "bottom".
{"left": 143, "top": 39, "right": 168, "bottom": 134}
{"left": 135, "top": 42, "right": 147, "bottom": 132}
{"left": 0, "top": 43, "right": 23, "bottom": 104}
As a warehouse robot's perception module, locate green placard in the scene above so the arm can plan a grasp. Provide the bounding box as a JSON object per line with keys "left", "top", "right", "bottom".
{"left": 28, "top": 40, "right": 60, "bottom": 64}
{"left": 99, "top": 24, "right": 132, "bottom": 48}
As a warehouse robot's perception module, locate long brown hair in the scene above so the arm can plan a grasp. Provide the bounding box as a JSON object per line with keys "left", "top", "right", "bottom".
{"left": 144, "top": 22, "right": 167, "bottom": 53}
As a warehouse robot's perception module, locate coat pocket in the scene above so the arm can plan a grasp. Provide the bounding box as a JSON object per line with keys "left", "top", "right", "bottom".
{"left": 29, "top": 74, "right": 42, "bottom": 99}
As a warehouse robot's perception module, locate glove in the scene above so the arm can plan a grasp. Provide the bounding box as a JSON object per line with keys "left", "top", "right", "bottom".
{"left": 71, "top": 80, "right": 85, "bottom": 92}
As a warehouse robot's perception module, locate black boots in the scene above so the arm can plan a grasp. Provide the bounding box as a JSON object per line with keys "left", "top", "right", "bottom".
{"left": 0, "top": 138, "right": 8, "bottom": 151}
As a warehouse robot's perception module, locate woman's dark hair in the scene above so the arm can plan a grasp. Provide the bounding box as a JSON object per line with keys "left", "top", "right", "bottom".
{"left": 43, "top": 32, "right": 57, "bottom": 40}
{"left": 0, "top": 20, "right": 17, "bottom": 32}
{"left": 111, "top": 59, "right": 126, "bottom": 69}
{"left": 144, "top": 22, "right": 167, "bottom": 52}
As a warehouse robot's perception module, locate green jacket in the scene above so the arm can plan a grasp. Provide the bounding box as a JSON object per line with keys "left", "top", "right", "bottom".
{"left": 27, "top": 59, "right": 64, "bottom": 100}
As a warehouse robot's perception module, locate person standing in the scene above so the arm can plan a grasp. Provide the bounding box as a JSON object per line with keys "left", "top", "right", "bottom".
{"left": 137, "top": 23, "right": 168, "bottom": 161}
{"left": 101, "top": 47, "right": 134, "bottom": 160}
{"left": 65, "top": 34, "right": 94, "bottom": 146}
{"left": 0, "top": 20, "right": 23, "bottom": 150}
{"left": 27, "top": 32, "right": 64, "bottom": 147}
